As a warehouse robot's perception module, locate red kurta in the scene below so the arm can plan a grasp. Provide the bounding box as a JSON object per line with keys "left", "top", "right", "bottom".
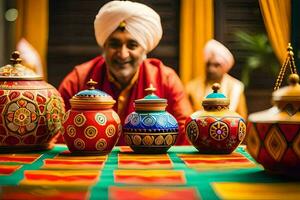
{"left": 58, "top": 56, "right": 193, "bottom": 145}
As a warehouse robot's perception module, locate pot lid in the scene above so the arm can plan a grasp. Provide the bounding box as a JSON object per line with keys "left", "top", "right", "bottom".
{"left": 0, "top": 51, "right": 42, "bottom": 80}
{"left": 202, "top": 83, "right": 229, "bottom": 108}
{"left": 70, "top": 79, "right": 115, "bottom": 110}
{"left": 134, "top": 84, "right": 167, "bottom": 111}
{"left": 272, "top": 73, "right": 300, "bottom": 102}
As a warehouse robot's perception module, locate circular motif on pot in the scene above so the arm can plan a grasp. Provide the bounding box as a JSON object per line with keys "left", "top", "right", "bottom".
{"left": 186, "top": 120, "right": 199, "bottom": 142}
{"left": 105, "top": 124, "right": 116, "bottom": 137}
{"left": 130, "top": 113, "right": 140, "bottom": 126}
{"left": 238, "top": 121, "right": 246, "bottom": 141}
{"left": 84, "top": 126, "right": 98, "bottom": 139}
{"left": 95, "top": 113, "right": 107, "bottom": 126}
{"left": 125, "top": 135, "right": 132, "bottom": 145}
{"left": 95, "top": 138, "right": 107, "bottom": 151}
{"left": 209, "top": 121, "right": 229, "bottom": 141}
{"left": 155, "top": 135, "right": 164, "bottom": 145}
{"left": 13, "top": 108, "right": 31, "bottom": 126}
{"left": 133, "top": 135, "right": 142, "bottom": 145}
{"left": 74, "top": 113, "right": 86, "bottom": 127}
{"left": 67, "top": 125, "right": 76, "bottom": 137}
{"left": 4, "top": 98, "right": 39, "bottom": 135}
{"left": 112, "top": 111, "right": 121, "bottom": 124}
{"left": 143, "top": 135, "right": 154, "bottom": 146}
{"left": 165, "top": 134, "right": 173, "bottom": 146}
{"left": 62, "top": 110, "right": 70, "bottom": 124}
{"left": 142, "top": 115, "right": 156, "bottom": 127}
{"left": 74, "top": 138, "right": 85, "bottom": 150}
{"left": 157, "top": 115, "right": 167, "bottom": 127}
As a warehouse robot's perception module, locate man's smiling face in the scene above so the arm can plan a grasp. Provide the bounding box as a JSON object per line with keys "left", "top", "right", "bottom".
{"left": 103, "top": 29, "right": 146, "bottom": 86}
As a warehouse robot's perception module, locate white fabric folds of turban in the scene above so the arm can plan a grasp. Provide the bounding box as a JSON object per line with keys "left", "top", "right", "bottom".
{"left": 204, "top": 39, "right": 235, "bottom": 73}
{"left": 94, "top": 0, "right": 162, "bottom": 52}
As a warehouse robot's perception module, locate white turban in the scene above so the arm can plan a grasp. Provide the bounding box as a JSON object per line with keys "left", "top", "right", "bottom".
{"left": 94, "top": 1, "right": 162, "bottom": 52}
{"left": 204, "top": 39, "right": 235, "bottom": 73}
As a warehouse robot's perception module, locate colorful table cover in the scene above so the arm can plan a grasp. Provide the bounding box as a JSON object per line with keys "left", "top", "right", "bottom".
{"left": 0, "top": 145, "right": 299, "bottom": 200}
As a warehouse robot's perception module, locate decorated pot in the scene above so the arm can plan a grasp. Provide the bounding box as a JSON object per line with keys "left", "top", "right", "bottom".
{"left": 0, "top": 51, "right": 65, "bottom": 151}
{"left": 247, "top": 74, "right": 300, "bottom": 174}
{"left": 62, "top": 79, "right": 121, "bottom": 155}
{"left": 185, "top": 83, "right": 246, "bottom": 154}
{"left": 123, "top": 84, "right": 179, "bottom": 153}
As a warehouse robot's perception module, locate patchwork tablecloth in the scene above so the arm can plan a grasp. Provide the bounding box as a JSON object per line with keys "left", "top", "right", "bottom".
{"left": 0, "top": 145, "right": 299, "bottom": 200}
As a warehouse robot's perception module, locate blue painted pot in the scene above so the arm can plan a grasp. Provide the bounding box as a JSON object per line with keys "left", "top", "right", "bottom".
{"left": 123, "top": 85, "right": 178, "bottom": 153}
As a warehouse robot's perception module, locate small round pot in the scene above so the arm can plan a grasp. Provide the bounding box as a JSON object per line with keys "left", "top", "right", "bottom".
{"left": 247, "top": 74, "right": 300, "bottom": 175}
{"left": 123, "top": 85, "right": 178, "bottom": 153}
{"left": 185, "top": 83, "right": 246, "bottom": 154}
{"left": 62, "top": 79, "right": 121, "bottom": 155}
{"left": 0, "top": 51, "right": 65, "bottom": 152}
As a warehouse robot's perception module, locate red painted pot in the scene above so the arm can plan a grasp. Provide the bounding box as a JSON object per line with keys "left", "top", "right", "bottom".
{"left": 62, "top": 79, "right": 121, "bottom": 155}
{"left": 247, "top": 74, "right": 300, "bottom": 175}
{"left": 185, "top": 83, "right": 246, "bottom": 154}
{"left": 0, "top": 51, "right": 65, "bottom": 151}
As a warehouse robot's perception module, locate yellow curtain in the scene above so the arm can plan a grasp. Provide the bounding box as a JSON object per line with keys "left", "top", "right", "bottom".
{"left": 15, "top": 0, "right": 48, "bottom": 79}
{"left": 259, "top": 0, "right": 291, "bottom": 65}
{"left": 179, "top": 0, "right": 214, "bottom": 85}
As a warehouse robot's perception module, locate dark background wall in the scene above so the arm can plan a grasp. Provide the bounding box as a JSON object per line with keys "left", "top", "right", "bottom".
{"left": 215, "top": 0, "right": 274, "bottom": 89}
{"left": 214, "top": 0, "right": 274, "bottom": 112}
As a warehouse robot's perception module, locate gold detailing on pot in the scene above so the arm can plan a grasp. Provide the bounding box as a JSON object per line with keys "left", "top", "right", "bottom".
{"left": 274, "top": 43, "right": 298, "bottom": 91}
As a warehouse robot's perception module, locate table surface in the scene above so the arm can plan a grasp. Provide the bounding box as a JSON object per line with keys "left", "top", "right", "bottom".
{"left": 0, "top": 145, "right": 299, "bottom": 200}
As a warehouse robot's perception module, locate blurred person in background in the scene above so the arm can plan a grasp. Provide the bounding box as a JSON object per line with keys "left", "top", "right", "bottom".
{"left": 185, "top": 39, "right": 247, "bottom": 119}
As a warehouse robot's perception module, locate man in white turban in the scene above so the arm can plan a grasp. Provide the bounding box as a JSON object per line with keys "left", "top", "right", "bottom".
{"left": 185, "top": 39, "right": 247, "bottom": 119}
{"left": 59, "top": 1, "right": 193, "bottom": 145}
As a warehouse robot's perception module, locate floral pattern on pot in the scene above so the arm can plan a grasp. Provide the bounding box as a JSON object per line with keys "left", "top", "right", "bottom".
{"left": 0, "top": 87, "right": 65, "bottom": 150}
{"left": 4, "top": 98, "right": 39, "bottom": 135}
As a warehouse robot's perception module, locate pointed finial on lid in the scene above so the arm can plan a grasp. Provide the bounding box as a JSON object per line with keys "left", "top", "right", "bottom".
{"left": 145, "top": 83, "right": 157, "bottom": 95}
{"left": 87, "top": 79, "right": 98, "bottom": 90}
